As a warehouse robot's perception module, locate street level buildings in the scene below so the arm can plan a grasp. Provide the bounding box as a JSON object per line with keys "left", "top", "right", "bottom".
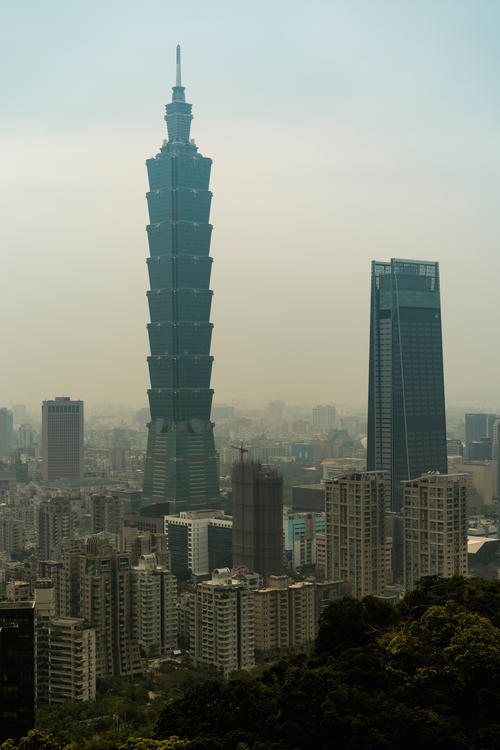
{"left": 367, "top": 260, "right": 447, "bottom": 512}
{"left": 142, "top": 46, "right": 219, "bottom": 513}
{"left": 325, "top": 471, "right": 387, "bottom": 599}
{"left": 403, "top": 472, "right": 468, "bottom": 590}
{"left": 42, "top": 397, "right": 84, "bottom": 482}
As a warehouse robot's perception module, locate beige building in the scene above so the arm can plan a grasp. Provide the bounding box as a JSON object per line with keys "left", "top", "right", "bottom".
{"left": 193, "top": 568, "right": 255, "bottom": 676}
{"left": 403, "top": 472, "right": 468, "bottom": 591}
{"left": 47, "top": 618, "right": 96, "bottom": 703}
{"left": 325, "top": 471, "right": 386, "bottom": 598}
{"left": 254, "top": 576, "right": 316, "bottom": 655}
{"left": 6, "top": 580, "right": 31, "bottom": 601}
{"left": 131, "top": 554, "right": 177, "bottom": 657}
{"left": 448, "top": 455, "right": 496, "bottom": 507}
{"left": 253, "top": 576, "right": 346, "bottom": 657}
{"left": 315, "top": 533, "right": 327, "bottom": 576}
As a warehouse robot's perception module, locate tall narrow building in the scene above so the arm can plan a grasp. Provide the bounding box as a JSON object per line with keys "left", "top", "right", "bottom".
{"left": 42, "top": 397, "right": 84, "bottom": 482}
{"left": 367, "top": 259, "right": 447, "bottom": 512}
{"left": 142, "top": 46, "right": 219, "bottom": 514}
{"left": 325, "top": 471, "right": 387, "bottom": 599}
{"left": 232, "top": 461, "right": 283, "bottom": 581}
{"left": 403, "top": 472, "right": 468, "bottom": 591}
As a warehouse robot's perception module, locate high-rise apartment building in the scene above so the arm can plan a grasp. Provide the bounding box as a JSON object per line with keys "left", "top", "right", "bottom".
{"left": 37, "top": 497, "right": 74, "bottom": 560}
{"left": 325, "top": 471, "right": 387, "bottom": 599}
{"left": 254, "top": 576, "right": 317, "bottom": 656}
{"left": 131, "top": 553, "right": 177, "bottom": 657}
{"left": 63, "top": 538, "right": 142, "bottom": 677}
{"left": 403, "top": 472, "right": 468, "bottom": 591}
{"left": 0, "top": 601, "right": 35, "bottom": 741}
{"left": 232, "top": 462, "right": 283, "bottom": 581}
{"left": 367, "top": 260, "right": 447, "bottom": 512}
{"left": 0, "top": 408, "right": 14, "bottom": 458}
{"left": 312, "top": 404, "right": 337, "bottom": 432}
{"left": 142, "top": 47, "right": 219, "bottom": 514}
{"left": 193, "top": 567, "right": 255, "bottom": 675}
{"left": 47, "top": 618, "right": 96, "bottom": 704}
{"left": 42, "top": 397, "right": 84, "bottom": 482}
{"left": 91, "top": 494, "right": 124, "bottom": 536}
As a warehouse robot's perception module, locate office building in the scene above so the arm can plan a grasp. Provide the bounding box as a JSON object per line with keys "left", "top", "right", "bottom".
{"left": 325, "top": 471, "right": 387, "bottom": 599}
{"left": 403, "top": 472, "right": 468, "bottom": 590}
{"left": 193, "top": 567, "right": 255, "bottom": 675}
{"left": 447, "top": 439, "right": 463, "bottom": 457}
{"left": 131, "top": 553, "right": 177, "bottom": 657}
{"left": 465, "top": 413, "right": 497, "bottom": 459}
{"left": 42, "top": 397, "right": 84, "bottom": 482}
{"left": 0, "top": 601, "right": 35, "bottom": 741}
{"left": 232, "top": 462, "right": 283, "bottom": 581}
{"left": 142, "top": 47, "right": 219, "bottom": 513}
{"left": 367, "top": 259, "right": 447, "bottom": 512}
{"left": 164, "top": 509, "right": 232, "bottom": 578}
{"left": 312, "top": 404, "right": 337, "bottom": 432}
{"left": 37, "top": 497, "right": 74, "bottom": 560}
{"left": 0, "top": 408, "right": 14, "bottom": 458}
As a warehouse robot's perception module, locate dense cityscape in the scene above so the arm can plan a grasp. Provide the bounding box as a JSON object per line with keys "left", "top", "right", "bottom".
{"left": 2, "top": 8, "right": 500, "bottom": 750}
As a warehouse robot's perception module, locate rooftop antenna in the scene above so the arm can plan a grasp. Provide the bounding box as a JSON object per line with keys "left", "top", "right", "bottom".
{"left": 176, "top": 44, "right": 182, "bottom": 87}
{"left": 231, "top": 441, "right": 248, "bottom": 462}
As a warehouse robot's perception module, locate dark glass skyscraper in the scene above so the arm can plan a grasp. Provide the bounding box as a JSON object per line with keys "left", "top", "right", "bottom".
{"left": 367, "top": 259, "right": 447, "bottom": 512}
{"left": 142, "top": 48, "right": 219, "bottom": 514}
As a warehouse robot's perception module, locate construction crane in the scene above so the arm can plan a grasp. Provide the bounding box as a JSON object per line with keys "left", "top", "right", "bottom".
{"left": 231, "top": 441, "right": 248, "bottom": 462}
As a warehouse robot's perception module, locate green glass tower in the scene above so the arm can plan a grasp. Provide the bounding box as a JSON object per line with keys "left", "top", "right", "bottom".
{"left": 142, "top": 47, "right": 220, "bottom": 514}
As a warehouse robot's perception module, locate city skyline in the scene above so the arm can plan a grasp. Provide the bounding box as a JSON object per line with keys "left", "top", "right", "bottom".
{"left": 2, "top": 1, "right": 500, "bottom": 409}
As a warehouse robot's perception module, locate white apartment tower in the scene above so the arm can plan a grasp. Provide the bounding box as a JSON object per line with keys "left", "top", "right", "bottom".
{"left": 325, "top": 471, "right": 387, "bottom": 599}
{"left": 42, "top": 397, "right": 84, "bottom": 482}
{"left": 193, "top": 568, "right": 255, "bottom": 676}
{"left": 403, "top": 472, "right": 468, "bottom": 590}
{"left": 131, "top": 554, "right": 177, "bottom": 657}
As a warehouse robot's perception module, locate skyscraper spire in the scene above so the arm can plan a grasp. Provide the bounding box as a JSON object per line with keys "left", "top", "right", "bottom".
{"left": 176, "top": 44, "right": 182, "bottom": 87}
{"left": 142, "top": 48, "right": 220, "bottom": 514}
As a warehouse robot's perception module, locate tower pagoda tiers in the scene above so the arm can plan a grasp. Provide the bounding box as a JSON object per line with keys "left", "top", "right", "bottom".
{"left": 142, "top": 47, "right": 220, "bottom": 514}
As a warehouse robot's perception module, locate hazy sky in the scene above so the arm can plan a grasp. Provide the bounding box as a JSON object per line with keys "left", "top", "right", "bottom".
{"left": 2, "top": 0, "right": 500, "bottom": 413}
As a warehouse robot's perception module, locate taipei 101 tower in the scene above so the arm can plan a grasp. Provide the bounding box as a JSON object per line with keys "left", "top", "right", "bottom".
{"left": 142, "top": 47, "right": 220, "bottom": 513}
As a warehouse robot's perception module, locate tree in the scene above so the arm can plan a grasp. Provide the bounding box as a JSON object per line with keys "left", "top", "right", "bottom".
{"left": 315, "top": 596, "right": 397, "bottom": 656}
